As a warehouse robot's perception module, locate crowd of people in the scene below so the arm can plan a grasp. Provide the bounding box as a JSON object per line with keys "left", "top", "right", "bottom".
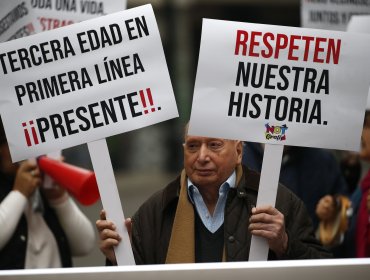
{"left": 1, "top": 114, "right": 370, "bottom": 269}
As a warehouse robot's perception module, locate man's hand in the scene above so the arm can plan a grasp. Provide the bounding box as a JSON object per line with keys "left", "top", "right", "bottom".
{"left": 316, "top": 195, "right": 336, "bottom": 222}
{"left": 248, "top": 205, "right": 288, "bottom": 257}
{"left": 96, "top": 210, "right": 132, "bottom": 265}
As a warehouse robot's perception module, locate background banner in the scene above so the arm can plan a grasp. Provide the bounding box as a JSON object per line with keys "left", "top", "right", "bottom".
{"left": 29, "top": 0, "right": 126, "bottom": 33}
{"left": 301, "top": 0, "right": 370, "bottom": 30}
{"left": 0, "top": 1, "right": 35, "bottom": 42}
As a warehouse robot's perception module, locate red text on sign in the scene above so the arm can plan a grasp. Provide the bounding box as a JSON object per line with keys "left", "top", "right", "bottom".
{"left": 234, "top": 30, "right": 341, "bottom": 65}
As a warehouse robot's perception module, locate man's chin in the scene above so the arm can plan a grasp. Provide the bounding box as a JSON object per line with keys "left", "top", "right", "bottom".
{"left": 191, "top": 174, "right": 216, "bottom": 186}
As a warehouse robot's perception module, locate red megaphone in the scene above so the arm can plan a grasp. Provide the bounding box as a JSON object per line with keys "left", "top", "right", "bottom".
{"left": 37, "top": 156, "right": 100, "bottom": 206}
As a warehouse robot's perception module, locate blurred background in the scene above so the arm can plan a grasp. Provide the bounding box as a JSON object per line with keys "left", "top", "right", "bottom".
{"left": 63, "top": 0, "right": 303, "bottom": 267}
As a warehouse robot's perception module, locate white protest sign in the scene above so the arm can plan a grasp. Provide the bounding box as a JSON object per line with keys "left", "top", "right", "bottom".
{"left": 190, "top": 19, "right": 370, "bottom": 151}
{"left": 347, "top": 15, "right": 370, "bottom": 110}
{"left": 0, "top": 1, "right": 36, "bottom": 42}
{"left": 0, "top": 1, "right": 126, "bottom": 191}
{"left": 301, "top": 0, "right": 370, "bottom": 30}
{"left": 29, "top": 0, "right": 126, "bottom": 32}
{"left": 0, "top": 4, "right": 178, "bottom": 265}
{"left": 347, "top": 14, "right": 370, "bottom": 33}
{"left": 189, "top": 18, "right": 370, "bottom": 260}
{"left": 0, "top": 4, "right": 178, "bottom": 162}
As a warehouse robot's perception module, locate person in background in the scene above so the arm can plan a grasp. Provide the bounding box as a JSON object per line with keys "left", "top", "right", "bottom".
{"left": 96, "top": 124, "right": 331, "bottom": 265}
{"left": 242, "top": 143, "right": 348, "bottom": 229}
{"left": 317, "top": 111, "right": 370, "bottom": 258}
{"left": 0, "top": 119, "right": 96, "bottom": 269}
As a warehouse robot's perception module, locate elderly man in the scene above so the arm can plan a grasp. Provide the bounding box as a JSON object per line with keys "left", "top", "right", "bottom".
{"left": 96, "top": 128, "right": 331, "bottom": 264}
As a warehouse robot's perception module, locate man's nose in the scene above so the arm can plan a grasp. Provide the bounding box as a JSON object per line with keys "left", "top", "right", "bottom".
{"left": 197, "top": 143, "right": 210, "bottom": 161}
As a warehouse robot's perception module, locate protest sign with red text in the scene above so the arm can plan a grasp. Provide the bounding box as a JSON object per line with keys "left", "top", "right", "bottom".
{"left": 190, "top": 19, "right": 370, "bottom": 151}
{"left": 0, "top": 4, "right": 178, "bottom": 162}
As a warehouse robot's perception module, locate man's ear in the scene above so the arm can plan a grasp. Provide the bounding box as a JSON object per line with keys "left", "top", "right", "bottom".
{"left": 236, "top": 141, "right": 243, "bottom": 164}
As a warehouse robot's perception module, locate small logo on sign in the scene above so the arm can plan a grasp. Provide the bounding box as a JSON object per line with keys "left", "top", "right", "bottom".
{"left": 265, "top": 123, "right": 288, "bottom": 141}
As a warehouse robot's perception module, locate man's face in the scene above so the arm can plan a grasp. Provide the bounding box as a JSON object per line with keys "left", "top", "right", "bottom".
{"left": 183, "top": 135, "right": 242, "bottom": 190}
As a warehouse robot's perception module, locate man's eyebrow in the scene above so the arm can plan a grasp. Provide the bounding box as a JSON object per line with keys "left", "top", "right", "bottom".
{"left": 209, "top": 138, "right": 229, "bottom": 142}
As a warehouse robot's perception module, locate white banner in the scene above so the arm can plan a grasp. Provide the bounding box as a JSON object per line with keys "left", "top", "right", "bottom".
{"left": 0, "top": 4, "right": 178, "bottom": 162}
{"left": 301, "top": 0, "right": 370, "bottom": 30}
{"left": 189, "top": 19, "right": 370, "bottom": 151}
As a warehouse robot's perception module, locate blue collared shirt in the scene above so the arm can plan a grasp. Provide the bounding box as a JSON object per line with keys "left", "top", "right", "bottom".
{"left": 187, "top": 171, "right": 236, "bottom": 233}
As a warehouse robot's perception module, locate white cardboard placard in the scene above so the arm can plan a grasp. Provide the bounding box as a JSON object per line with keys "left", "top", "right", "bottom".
{"left": 347, "top": 15, "right": 370, "bottom": 34}
{"left": 189, "top": 19, "right": 370, "bottom": 152}
{"left": 0, "top": 4, "right": 178, "bottom": 266}
{"left": 0, "top": 4, "right": 178, "bottom": 162}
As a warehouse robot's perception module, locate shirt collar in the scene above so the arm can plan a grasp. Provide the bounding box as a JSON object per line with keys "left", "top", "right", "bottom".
{"left": 187, "top": 171, "right": 236, "bottom": 204}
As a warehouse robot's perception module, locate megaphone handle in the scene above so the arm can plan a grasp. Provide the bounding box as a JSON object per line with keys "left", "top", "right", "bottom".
{"left": 87, "top": 139, "right": 136, "bottom": 265}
